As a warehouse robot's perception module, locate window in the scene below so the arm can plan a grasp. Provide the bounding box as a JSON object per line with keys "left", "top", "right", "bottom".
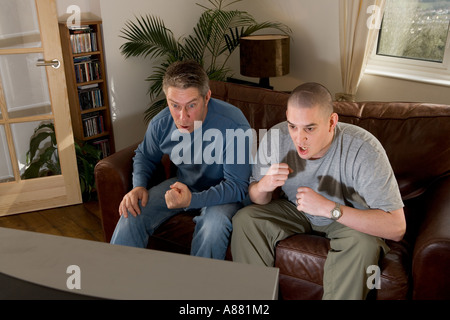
{"left": 366, "top": 0, "right": 450, "bottom": 86}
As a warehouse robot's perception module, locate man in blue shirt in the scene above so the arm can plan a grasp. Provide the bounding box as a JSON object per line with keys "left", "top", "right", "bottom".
{"left": 110, "top": 60, "right": 252, "bottom": 260}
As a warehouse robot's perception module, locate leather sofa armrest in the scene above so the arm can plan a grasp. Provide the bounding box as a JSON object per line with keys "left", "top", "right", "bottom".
{"left": 95, "top": 142, "right": 139, "bottom": 242}
{"left": 411, "top": 174, "right": 450, "bottom": 300}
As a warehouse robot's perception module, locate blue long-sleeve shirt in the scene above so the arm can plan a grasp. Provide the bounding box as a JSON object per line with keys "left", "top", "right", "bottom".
{"left": 132, "top": 98, "right": 252, "bottom": 209}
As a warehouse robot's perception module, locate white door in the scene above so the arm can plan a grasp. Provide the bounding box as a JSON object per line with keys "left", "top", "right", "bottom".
{"left": 0, "top": 0, "right": 82, "bottom": 216}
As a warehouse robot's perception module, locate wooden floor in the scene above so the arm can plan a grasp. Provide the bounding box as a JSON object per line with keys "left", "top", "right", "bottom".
{"left": 0, "top": 201, "right": 105, "bottom": 242}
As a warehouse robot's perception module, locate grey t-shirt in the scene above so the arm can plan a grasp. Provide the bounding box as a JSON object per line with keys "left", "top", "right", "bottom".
{"left": 251, "top": 121, "right": 404, "bottom": 226}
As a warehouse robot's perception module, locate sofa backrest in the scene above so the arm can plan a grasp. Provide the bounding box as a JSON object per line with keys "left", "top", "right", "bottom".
{"left": 209, "top": 80, "right": 450, "bottom": 201}
{"left": 334, "top": 101, "right": 450, "bottom": 200}
{"left": 210, "top": 80, "right": 289, "bottom": 130}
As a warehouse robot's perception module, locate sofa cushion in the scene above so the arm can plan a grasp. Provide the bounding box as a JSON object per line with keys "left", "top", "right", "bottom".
{"left": 275, "top": 234, "right": 410, "bottom": 300}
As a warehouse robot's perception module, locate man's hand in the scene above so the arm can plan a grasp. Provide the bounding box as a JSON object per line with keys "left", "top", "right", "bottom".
{"left": 119, "top": 186, "right": 148, "bottom": 218}
{"left": 165, "top": 182, "right": 192, "bottom": 209}
{"left": 256, "top": 163, "right": 293, "bottom": 193}
{"left": 295, "top": 187, "right": 333, "bottom": 217}
{"left": 249, "top": 163, "right": 292, "bottom": 205}
{"left": 295, "top": 187, "right": 406, "bottom": 241}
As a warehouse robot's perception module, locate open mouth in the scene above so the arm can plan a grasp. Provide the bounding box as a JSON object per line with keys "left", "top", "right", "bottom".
{"left": 177, "top": 124, "right": 191, "bottom": 132}
{"left": 298, "top": 146, "right": 308, "bottom": 155}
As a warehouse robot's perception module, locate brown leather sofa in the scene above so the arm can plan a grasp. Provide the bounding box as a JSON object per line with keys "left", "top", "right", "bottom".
{"left": 95, "top": 80, "right": 450, "bottom": 300}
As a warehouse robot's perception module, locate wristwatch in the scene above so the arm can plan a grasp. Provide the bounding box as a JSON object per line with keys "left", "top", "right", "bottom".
{"left": 330, "top": 203, "right": 342, "bottom": 220}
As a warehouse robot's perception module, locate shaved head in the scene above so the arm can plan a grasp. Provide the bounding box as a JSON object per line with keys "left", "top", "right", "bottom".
{"left": 288, "top": 82, "right": 333, "bottom": 118}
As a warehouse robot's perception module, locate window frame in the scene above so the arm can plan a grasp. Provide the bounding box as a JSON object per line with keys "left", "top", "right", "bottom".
{"left": 365, "top": 7, "right": 450, "bottom": 87}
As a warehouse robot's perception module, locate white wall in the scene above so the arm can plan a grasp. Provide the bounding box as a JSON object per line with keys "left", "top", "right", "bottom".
{"left": 96, "top": 0, "right": 449, "bottom": 151}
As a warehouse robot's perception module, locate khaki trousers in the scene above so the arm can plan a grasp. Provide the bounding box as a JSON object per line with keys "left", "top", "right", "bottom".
{"left": 231, "top": 199, "right": 389, "bottom": 300}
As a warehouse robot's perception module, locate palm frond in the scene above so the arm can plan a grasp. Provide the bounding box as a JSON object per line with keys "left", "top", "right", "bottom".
{"left": 120, "top": 15, "right": 180, "bottom": 59}
{"left": 196, "top": 0, "right": 243, "bottom": 11}
{"left": 207, "top": 65, "right": 233, "bottom": 81}
{"left": 144, "top": 98, "right": 168, "bottom": 124}
{"left": 240, "top": 21, "right": 292, "bottom": 38}
{"left": 182, "top": 11, "right": 214, "bottom": 62}
{"left": 145, "top": 58, "right": 177, "bottom": 98}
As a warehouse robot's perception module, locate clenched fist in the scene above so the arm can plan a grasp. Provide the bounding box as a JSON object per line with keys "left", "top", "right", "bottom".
{"left": 295, "top": 187, "right": 333, "bottom": 217}
{"left": 165, "top": 182, "right": 192, "bottom": 209}
{"left": 256, "top": 163, "right": 293, "bottom": 193}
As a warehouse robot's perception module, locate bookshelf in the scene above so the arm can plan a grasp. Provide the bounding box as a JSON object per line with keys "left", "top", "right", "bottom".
{"left": 59, "top": 20, "right": 114, "bottom": 158}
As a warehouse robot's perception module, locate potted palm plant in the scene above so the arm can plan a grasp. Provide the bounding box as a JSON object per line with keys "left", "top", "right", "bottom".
{"left": 22, "top": 122, "right": 102, "bottom": 201}
{"left": 120, "top": 0, "right": 291, "bottom": 122}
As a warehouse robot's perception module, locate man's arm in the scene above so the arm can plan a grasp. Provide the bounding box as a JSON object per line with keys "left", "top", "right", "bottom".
{"left": 248, "top": 163, "right": 292, "bottom": 205}
{"left": 295, "top": 187, "right": 406, "bottom": 241}
{"left": 120, "top": 119, "right": 164, "bottom": 217}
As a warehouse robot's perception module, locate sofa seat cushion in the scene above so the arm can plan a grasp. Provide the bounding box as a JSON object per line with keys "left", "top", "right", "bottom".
{"left": 148, "top": 212, "right": 197, "bottom": 255}
{"left": 275, "top": 234, "right": 410, "bottom": 300}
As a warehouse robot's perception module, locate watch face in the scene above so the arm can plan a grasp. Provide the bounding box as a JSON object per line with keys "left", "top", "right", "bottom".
{"left": 332, "top": 209, "right": 340, "bottom": 218}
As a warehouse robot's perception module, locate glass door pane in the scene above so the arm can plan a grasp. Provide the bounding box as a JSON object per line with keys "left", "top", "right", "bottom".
{"left": 11, "top": 120, "right": 60, "bottom": 180}
{"left": 0, "top": 53, "right": 52, "bottom": 119}
{"left": 0, "top": 0, "right": 42, "bottom": 49}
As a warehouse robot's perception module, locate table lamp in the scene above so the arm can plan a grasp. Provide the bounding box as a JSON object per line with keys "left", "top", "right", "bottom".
{"left": 239, "top": 34, "right": 290, "bottom": 89}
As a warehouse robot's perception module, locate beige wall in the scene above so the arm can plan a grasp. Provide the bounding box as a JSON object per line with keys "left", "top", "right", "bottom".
{"left": 64, "top": 0, "right": 449, "bottom": 150}
{"left": 358, "top": 74, "right": 450, "bottom": 104}
{"left": 56, "top": 0, "right": 101, "bottom": 18}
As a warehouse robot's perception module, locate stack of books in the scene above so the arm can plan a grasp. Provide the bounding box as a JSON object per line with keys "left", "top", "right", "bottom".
{"left": 82, "top": 112, "right": 105, "bottom": 137}
{"left": 78, "top": 84, "right": 103, "bottom": 110}
{"left": 69, "top": 25, "right": 98, "bottom": 54}
{"left": 73, "top": 56, "right": 101, "bottom": 83}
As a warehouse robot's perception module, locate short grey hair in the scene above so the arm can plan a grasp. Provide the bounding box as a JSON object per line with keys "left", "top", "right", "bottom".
{"left": 162, "top": 60, "right": 210, "bottom": 97}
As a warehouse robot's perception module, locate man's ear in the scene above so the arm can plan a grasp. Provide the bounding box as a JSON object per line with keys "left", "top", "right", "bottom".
{"left": 329, "top": 112, "right": 339, "bottom": 132}
{"left": 205, "top": 89, "right": 212, "bottom": 104}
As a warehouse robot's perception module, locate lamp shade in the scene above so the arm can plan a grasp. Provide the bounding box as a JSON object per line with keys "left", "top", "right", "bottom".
{"left": 240, "top": 34, "right": 290, "bottom": 78}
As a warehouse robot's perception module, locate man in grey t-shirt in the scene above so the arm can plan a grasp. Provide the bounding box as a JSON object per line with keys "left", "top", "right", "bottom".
{"left": 231, "top": 82, "right": 406, "bottom": 300}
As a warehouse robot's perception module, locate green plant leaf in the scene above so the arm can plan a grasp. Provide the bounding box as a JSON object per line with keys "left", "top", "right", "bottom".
{"left": 22, "top": 146, "right": 59, "bottom": 179}
{"left": 120, "top": 15, "right": 180, "bottom": 60}
{"left": 22, "top": 162, "right": 41, "bottom": 179}
{"left": 144, "top": 97, "right": 168, "bottom": 124}
{"left": 26, "top": 122, "right": 57, "bottom": 163}
{"left": 27, "top": 131, "right": 53, "bottom": 163}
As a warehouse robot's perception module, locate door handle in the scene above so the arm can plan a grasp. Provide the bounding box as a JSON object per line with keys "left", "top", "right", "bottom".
{"left": 36, "top": 59, "right": 61, "bottom": 69}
